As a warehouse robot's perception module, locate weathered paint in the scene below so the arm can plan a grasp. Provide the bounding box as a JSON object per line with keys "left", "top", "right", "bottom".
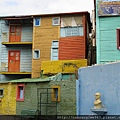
{"left": 0, "top": 83, "right": 16, "bottom": 115}
{"left": 0, "top": 19, "right": 32, "bottom": 81}
{"left": 96, "top": 0, "right": 120, "bottom": 64}
{"left": 1, "top": 20, "right": 33, "bottom": 42}
{"left": 32, "top": 15, "right": 60, "bottom": 78}
{"left": 59, "top": 36, "right": 85, "bottom": 60}
{"left": 16, "top": 79, "right": 76, "bottom": 115}
{"left": 77, "top": 62, "right": 120, "bottom": 115}
{"left": 1, "top": 45, "right": 32, "bottom": 72}
{"left": 41, "top": 59, "right": 87, "bottom": 74}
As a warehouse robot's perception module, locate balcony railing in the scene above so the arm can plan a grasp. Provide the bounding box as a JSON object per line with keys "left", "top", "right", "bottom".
{"left": 1, "top": 31, "right": 33, "bottom": 44}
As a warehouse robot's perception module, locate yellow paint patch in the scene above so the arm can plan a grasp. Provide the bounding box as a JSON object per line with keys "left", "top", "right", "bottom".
{"left": 41, "top": 59, "right": 87, "bottom": 74}
{"left": 0, "top": 83, "right": 16, "bottom": 115}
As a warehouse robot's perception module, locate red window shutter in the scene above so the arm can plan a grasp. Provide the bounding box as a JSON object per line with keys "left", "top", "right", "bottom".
{"left": 117, "top": 29, "right": 120, "bottom": 49}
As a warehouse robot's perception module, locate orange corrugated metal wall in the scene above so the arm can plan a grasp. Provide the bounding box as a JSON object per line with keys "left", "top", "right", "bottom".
{"left": 59, "top": 36, "right": 85, "bottom": 60}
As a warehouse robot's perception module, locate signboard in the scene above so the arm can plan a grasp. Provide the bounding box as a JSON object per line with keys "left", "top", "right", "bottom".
{"left": 98, "top": 0, "right": 120, "bottom": 16}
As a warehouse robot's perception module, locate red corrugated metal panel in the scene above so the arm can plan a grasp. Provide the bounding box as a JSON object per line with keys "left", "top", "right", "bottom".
{"left": 59, "top": 36, "right": 85, "bottom": 60}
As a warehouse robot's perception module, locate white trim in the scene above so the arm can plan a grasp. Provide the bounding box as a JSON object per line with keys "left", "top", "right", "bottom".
{"left": 33, "top": 49, "right": 40, "bottom": 59}
{"left": 52, "top": 18, "right": 60, "bottom": 26}
{"left": 51, "top": 40, "right": 59, "bottom": 60}
{"left": 33, "top": 18, "right": 41, "bottom": 26}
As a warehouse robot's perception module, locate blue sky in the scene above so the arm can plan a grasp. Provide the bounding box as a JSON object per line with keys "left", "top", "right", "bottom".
{"left": 0, "top": 0, "right": 94, "bottom": 16}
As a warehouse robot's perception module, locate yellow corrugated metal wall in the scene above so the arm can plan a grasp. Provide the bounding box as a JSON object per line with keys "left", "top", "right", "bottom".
{"left": 0, "top": 83, "right": 16, "bottom": 115}
{"left": 41, "top": 59, "right": 87, "bottom": 74}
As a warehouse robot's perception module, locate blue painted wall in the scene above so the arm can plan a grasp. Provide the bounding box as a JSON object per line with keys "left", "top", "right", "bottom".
{"left": 77, "top": 62, "right": 120, "bottom": 115}
{"left": 96, "top": 0, "right": 120, "bottom": 64}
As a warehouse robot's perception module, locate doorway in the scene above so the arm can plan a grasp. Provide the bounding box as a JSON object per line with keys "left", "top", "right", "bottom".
{"left": 8, "top": 51, "right": 20, "bottom": 72}
{"left": 9, "top": 25, "right": 22, "bottom": 42}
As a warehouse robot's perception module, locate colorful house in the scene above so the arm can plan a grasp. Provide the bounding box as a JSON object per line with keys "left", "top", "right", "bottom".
{"left": 0, "top": 59, "right": 87, "bottom": 115}
{"left": 0, "top": 73, "right": 76, "bottom": 115}
{"left": 0, "top": 11, "right": 91, "bottom": 81}
{"left": 95, "top": 0, "right": 120, "bottom": 64}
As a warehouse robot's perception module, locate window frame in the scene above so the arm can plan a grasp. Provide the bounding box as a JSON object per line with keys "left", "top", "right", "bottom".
{"left": 33, "top": 49, "right": 40, "bottom": 59}
{"left": 52, "top": 17, "right": 60, "bottom": 26}
{"left": 0, "top": 88, "right": 4, "bottom": 98}
{"left": 60, "top": 26, "right": 84, "bottom": 37}
{"left": 52, "top": 86, "right": 60, "bottom": 102}
{"left": 34, "top": 17, "right": 41, "bottom": 26}
{"left": 117, "top": 28, "right": 120, "bottom": 49}
{"left": 16, "top": 84, "right": 25, "bottom": 102}
{"left": 51, "top": 40, "right": 59, "bottom": 60}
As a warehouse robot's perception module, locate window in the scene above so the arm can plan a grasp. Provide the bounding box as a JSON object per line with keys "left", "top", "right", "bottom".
{"left": 51, "top": 41, "right": 58, "bottom": 60}
{"left": 60, "top": 26, "right": 83, "bottom": 37}
{"left": 33, "top": 50, "right": 40, "bottom": 59}
{"left": 52, "top": 86, "right": 60, "bottom": 102}
{"left": 52, "top": 18, "right": 60, "bottom": 26}
{"left": 117, "top": 29, "right": 120, "bottom": 49}
{"left": 17, "top": 84, "right": 25, "bottom": 101}
{"left": 34, "top": 18, "right": 41, "bottom": 26}
{"left": 0, "top": 89, "right": 4, "bottom": 98}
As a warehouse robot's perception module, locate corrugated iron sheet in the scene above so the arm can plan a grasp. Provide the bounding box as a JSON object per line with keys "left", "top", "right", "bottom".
{"left": 41, "top": 59, "right": 87, "bottom": 74}
{"left": 59, "top": 36, "right": 85, "bottom": 60}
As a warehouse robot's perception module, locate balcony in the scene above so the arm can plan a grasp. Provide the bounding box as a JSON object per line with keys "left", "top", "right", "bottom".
{"left": 1, "top": 31, "right": 33, "bottom": 46}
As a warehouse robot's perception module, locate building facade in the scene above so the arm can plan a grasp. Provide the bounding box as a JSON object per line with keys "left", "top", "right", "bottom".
{"left": 0, "top": 74, "right": 76, "bottom": 115}
{"left": 96, "top": 0, "right": 120, "bottom": 64}
{"left": 0, "top": 11, "right": 91, "bottom": 81}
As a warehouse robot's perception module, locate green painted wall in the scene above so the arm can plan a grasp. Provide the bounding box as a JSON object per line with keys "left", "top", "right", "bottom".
{"left": 96, "top": 0, "right": 120, "bottom": 64}
{"left": 16, "top": 80, "right": 76, "bottom": 115}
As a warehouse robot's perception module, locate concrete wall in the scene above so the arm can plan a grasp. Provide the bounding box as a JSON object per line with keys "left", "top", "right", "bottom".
{"left": 16, "top": 80, "right": 76, "bottom": 115}
{"left": 77, "top": 62, "right": 120, "bottom": 115}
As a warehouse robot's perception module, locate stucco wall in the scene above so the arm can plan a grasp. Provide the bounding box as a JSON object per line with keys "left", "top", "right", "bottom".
{"left": 16, "top": 80, "right": 76, "bottom": 115}
{"left": 77, "top": 62, "right": 120, "bottom": 115}
{"left": 0, "top": 83, "right": 16, "bottom": 115}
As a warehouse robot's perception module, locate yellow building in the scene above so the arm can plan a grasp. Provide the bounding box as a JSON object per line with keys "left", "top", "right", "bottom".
{"left": 0, "top": 82, "right": 16, "bottom": 115}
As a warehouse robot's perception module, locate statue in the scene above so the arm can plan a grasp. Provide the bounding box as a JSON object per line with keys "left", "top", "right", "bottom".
{"left": 94, "top": 92, "right": 102, "bottom": 109}
{"left": 91, "top": 92, "right": 107, "bottom": 115}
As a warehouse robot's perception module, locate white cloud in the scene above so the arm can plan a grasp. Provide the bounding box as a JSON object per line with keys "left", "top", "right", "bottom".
{"left": 0, "top": 0, "right": 94, "bottom": 16}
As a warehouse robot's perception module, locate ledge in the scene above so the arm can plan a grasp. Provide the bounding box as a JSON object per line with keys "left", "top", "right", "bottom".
{"left": 91, "top": 108, "right": 107, "bottom": 115}
{"left": 2, "top": 42, "right": 32, "bottom": 45}
{"left": 0, "top": 72, "right": 31, "bottom": 75}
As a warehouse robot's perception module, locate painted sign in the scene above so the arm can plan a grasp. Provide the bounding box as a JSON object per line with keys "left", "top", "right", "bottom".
{"left": 98, "top": 0, "right": 120, "bottom": 16}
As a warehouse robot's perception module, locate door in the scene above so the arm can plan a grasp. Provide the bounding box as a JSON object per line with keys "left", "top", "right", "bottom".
{"left": 8, "top": 51, "right": 20, "bottom": 72}
{"left": 9, "top": 26, "right": 22, "bottom": 42}
{"left": 37, "top": 88, "right": 57, "bottom": 115}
